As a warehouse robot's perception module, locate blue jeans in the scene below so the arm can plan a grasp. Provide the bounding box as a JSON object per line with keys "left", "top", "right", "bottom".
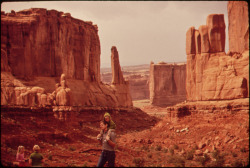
{"left": 97, "top": 150, "right": 115, "bottom": 167}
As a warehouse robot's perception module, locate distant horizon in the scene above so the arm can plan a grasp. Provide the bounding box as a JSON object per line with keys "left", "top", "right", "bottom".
{"left": 1, "top": 1, "right": 229, "bottom": 68}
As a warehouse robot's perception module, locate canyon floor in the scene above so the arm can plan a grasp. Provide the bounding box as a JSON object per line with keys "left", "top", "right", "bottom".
{"left": 1, "top": 98, "right": 249, "bottom": 167}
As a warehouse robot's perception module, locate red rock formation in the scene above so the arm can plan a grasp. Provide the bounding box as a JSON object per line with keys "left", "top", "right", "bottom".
{"left": 1, "top": 49, "right": 11, "bottom": 72}
{"left": 186, "top": 7, "right": 249, "bottom": 101}
{"left": 228, "top": 1, "right": 249, "bottom": 53}
{"left": 149, "top": 62, "right": 186, "bottom": 106}
{"left": 101, "top": 64, "right": 150, "bottom": 100}
{"left": 111, "top": 46, "right": 125, "bottom": 84}
{"left": 110, "top": 46, "right": 133, "bottom": 107}
{"left": 206, "top": 14, "right": 226, "bottom": 53}
{"left": 1, "top": 8, "right": 133, "bottom": 109}
{"left": 1, "top": 8, "right": 100, "bottom": 81}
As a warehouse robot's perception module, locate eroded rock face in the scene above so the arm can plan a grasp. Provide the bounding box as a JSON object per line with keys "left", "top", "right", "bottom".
{"left": 1, "top": 8, "right": 133, "bottom": 109}
{"left": 186, "top": 10, "right": 249, "bottom": 101}
{"left": 110, "top": 46, "right": 133, "bottom": 107}
{"left": 1, "top": 49, "right": 11, "bottom": 72}
{"left": 111, "top": 46, "right": 125, "bottom": 85}
{"left": 1, "top": 8, "right": 100, "bottom": 82}
{"left": 149, "top": 62, "right": 186, "bottom": 106}
{"left": 228, "top": 1, "right": 249, "bottom": 53}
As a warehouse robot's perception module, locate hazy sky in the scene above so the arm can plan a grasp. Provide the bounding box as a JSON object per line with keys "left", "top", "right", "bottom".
{"left": 1, "top": 1, "right": 229, "bottom": 68}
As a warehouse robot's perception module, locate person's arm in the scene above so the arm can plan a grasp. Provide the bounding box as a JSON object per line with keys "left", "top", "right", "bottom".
{"left": 106, "top": 132, "right": 116, "bottom": 148}
{"left": 29, "top": 159, "right": 32, "bottom": 165}
{"left": 107, "top": 139, "right": 116, "bottom": 148}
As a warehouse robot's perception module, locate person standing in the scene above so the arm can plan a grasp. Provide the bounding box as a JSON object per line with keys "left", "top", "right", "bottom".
{"left": 97, "top": 120, "right": 116, "bottom": 167}
{"left": 16, "top": 146, "right": 27, "bottom": 167}
{"left": 29, "top": 145, "right": 44, "bottom": 167}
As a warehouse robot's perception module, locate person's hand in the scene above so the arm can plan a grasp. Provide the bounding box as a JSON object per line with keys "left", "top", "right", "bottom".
{"left": 100, "top": 130, "right": 103, "bottom": 134}
{"left": 106, "top": 135, "right": 110, "bottom": 141}
{"left": 97, "top": 134, "right": 102, "bottom": 140}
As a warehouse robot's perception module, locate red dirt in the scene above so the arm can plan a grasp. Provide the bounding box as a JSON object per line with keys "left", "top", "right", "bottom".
{"left": 1, "top": 99, "right": 249, "bottom": 167}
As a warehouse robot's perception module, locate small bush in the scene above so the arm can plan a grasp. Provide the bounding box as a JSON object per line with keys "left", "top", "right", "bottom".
{"left": 167, "top": 155, "right": 185, "bottom": 167}
{"left": 169, "top": 148, "right": 174, "bottom": 155}
{"left": 67, "top": 163, "right": 77, "bottom": 167}
{"left": 163, "top": 148, "right": 168, "bottom": 153}
{"left": 232, "top": 152, "right": 238, "bottom": 157}
{"left": 173, "top": 144, "right": 179, "bottom": 150}
{"left": 212, "top": 149, "right": 219, "bottom": 159}
{"left": 185, "top": 150, "right": 194, "bottom": 160}
{"left": 155, "top": 145, "right": 162, "bottom": 151}
{"left": 133, "top": 157, "right": 145, "bottom": 167}
{"left": 240, "top": 147, "right": 247, "bottom": 153}
{"left": 232, "top": 160, "right": 244, "bottom": 167}
{"left": 141, "top": 145, "right": 149, "bottom": 151}
{"left": 196, "top": 154, "right": 210, "bottom": 166}
{"left": 48, "top": 154, "right": 53, "bottom": 160}
{"left": 82, "top": 162, "right": 89, "bottom": 167}
{"left": 147, "top": 153, "right": 152, "bottom": 158}
{"left": 69, "top": 146, "right": 76, "bottom": 151}
{"left": 192, "top": 144, "right": 198, "bottom": 150}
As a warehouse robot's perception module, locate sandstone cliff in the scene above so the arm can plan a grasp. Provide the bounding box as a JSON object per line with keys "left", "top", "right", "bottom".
{"left": 1, "top": 8, "right": 133, "bottom": 108}
{"left": 149, "top": 62, "right": 186, "bottom": 106}
{"left": 228, "top": 1, "right": 249, "bottom": 53}
{"left": 186, "top": 3, "right": 249, "bottom": 101}
{"left": 1, "top": 8, "right": 100, "bottom": 81}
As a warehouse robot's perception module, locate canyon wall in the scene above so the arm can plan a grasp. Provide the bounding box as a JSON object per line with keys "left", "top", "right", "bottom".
{"left": 1, "top": 8, "right": 100, "bottom": 81}
{"left": 228, "top": 1, "right": 249, "bottom": 53}
{"left": 149, "top": 62, "right": 186, "bottom": 106}
{"left": 1, "top": 8, "right": 133, "bottom": 108}
{"left": 186, "top": 6, "right": 249, "bottom": 101}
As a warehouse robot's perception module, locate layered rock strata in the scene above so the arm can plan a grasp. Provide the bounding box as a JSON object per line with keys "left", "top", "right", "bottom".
{"left": 228, "top": 1, "right": 249, "bottom": 53}
{"left": 1, "top": 8, "right": 100, "bottom": 81}
{"left": 186, "top": 11, "right": 249, "bottom": 101}
{"left": 165, "top": 98, "right": 249, "bottom": 122}
{"left": 149, "top": 62, "right": 186, "bottom": 106}
{"left": 110, "top": 46, "right": 133, "bottom": 107}
{"left": 1, "top": 8, "right": 133, "bottom": 108}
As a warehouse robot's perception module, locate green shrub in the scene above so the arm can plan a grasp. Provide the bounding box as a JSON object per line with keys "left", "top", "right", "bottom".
{"left": 232, "top": 152, "right": 238, "bottom": 157}
{"left": 141, "top": 145, "right": 149, "bottom": 151}
{"left": 212, "top": 149, "right": 219, "bottom": 159}
{"left": 185, "top": 150, "right": 194, "bottom": 160}
{"left": 173, "top": 144, "right": 179, "bottom": 150}
{"left": 232, "top": 160, "right": 244, "bottom": 167}
{"left": 69, "top": 146, "right": 76, "bottom": 151}
{"left": 48, "top": 154, "right": 53, "bottom": 160}
{"left": 147, "top": 153, "right": 152, "bottom": 158}
{"left": 155, "top": 145, "right": 162, "bottom": 151}
{"left": 209, "top": 151, "right": 225, "bottom": 167}
{"left": 192, "top": 144, "right": 198, "bottom": 150}
{"left": 167, "top": 155, "right": 185, "bottom": 167}
{"left": 82, "top": 162, "right": 89, "bottom": 167}
{"left": 133, "top": 157, "right": 145, "bottom": 167}
{"left": 196, "top": 154, "right": 210, "bottom": 166}
{"left": 240, "top": 147, "right": 247, "bottom": 153}
{"left": 169, "top": 148, "right": 174, "bottom": 155}
{"left": 163, "top": 148, "right": 168, "bottom": 153}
